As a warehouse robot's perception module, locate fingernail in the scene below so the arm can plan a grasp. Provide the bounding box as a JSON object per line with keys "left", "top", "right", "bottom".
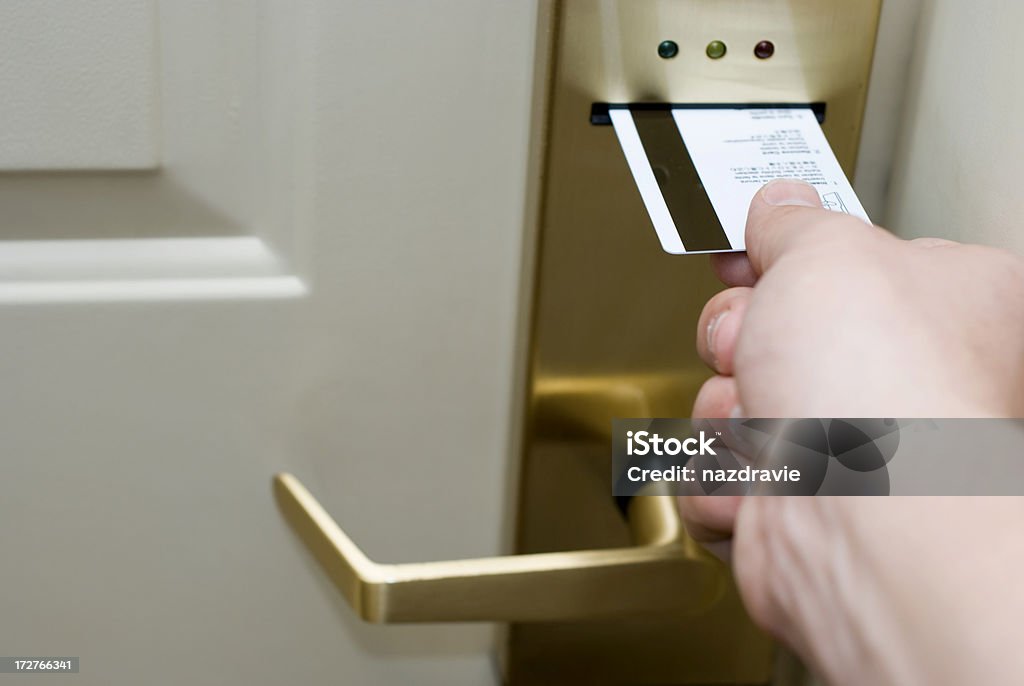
{"left": 761, "top": 179, "right": 821, "bottom": 207}
{"left": 729, "top": 404, "right": 746, "bottom": 420}
{"left": 706, "top": 310, "right": 730, "bottom": 366}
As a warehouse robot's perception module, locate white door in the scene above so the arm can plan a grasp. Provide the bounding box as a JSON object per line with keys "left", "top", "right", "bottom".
{"left": 0, "top": 2, "right": 537, "bottom": 684}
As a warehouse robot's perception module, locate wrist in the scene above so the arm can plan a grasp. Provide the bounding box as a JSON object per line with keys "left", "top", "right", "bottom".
{"left": 734, "top": 498, "right": 934, "bottom": 685}
{"left": 748, "top": 498, "right": 1024, "bottom": 685}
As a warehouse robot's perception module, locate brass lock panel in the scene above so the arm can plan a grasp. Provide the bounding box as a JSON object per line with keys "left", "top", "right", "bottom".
{"left": 507, "top": 1, "right": 881, "bottom": 683}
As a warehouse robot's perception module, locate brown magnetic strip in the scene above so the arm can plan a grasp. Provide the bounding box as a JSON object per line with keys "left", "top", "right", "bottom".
{"left": 631, "top": 109, "right": 732, "bottom": 251}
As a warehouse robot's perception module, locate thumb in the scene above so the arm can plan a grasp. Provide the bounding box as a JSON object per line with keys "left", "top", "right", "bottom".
{"left": 744, "top": 179, "right": 832, "bottom": 274}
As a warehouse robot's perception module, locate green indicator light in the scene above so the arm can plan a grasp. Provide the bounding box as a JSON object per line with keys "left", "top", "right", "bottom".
{"left": 658, "top": 40, "right": 679, "bottom": 59}
{"left": 706, "top": 40, "right": 727, "bottom": 59}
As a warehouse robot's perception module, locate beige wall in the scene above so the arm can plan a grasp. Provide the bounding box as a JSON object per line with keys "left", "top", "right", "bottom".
{"left": 856, "top": 0, "right": 924, "bottom": 220}
{"left": 885, "top": 0, "right": 1024, "bottom": 251}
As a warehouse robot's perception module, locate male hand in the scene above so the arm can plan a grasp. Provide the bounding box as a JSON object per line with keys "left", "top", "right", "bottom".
{"left": 679, "top": 179, "right": 1024, "bottom": 685}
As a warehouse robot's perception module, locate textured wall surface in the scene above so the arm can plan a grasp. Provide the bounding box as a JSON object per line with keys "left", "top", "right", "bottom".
{"left": 886, "top": 0, "right": 1024, "bottom": 251}
{"left": 855, "top": 0, "right": 924, "bottom": 221}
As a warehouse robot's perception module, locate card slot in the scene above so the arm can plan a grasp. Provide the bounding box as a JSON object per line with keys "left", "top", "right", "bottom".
{"left": 592, "top": 102, "right": 827, "bottom": 127}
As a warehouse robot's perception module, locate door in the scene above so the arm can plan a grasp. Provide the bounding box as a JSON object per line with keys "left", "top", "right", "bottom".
{"left": 0, "top": 2, "right": 536, "bottom": 684}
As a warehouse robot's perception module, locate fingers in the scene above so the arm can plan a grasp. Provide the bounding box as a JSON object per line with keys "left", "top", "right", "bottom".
{"left": 731, "top": 500, "right": 776, "bottom": 631}
{"left": 710, "top": 252, "right": 759, "bottom": 287}
{"left": 697, "top": 287, "right": 753, "bottom": 375}
{"left": 692, "top": 374, "right": 740, "bottom": 419}
{"left": 681, "top": 375, "right": 744, "bottom": 546}
{"left": 745, "top": 179, "right": 872, "bottom": 275}
{"left": 678, "top": 494, "right": 742, "bottom": 547}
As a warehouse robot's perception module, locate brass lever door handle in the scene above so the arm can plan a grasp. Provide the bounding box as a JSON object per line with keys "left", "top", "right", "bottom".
{"left": 273, "top": 473, "right": 725, "bottom": 623}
